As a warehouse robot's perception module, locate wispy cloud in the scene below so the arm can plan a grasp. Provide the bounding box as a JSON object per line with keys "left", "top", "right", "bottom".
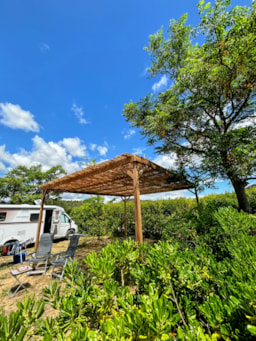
{"left": 123, "top": 129, "right": 136, "bottom": 140}
{"left": 141, "top": 66, "right": 150, "bottom": 77}
{"left": 90, "top": 143, "right": 108, "bottom": 156}
{"left": 38, "top": 42, "right": 50, "bottom": 52}
{"left": 0, "top": 102, "right": 40, "bottom": 132}
{"left": 90, "top": 143, "right": 97, "bottom": 152}
{"left": 152, "top": 75, "right": 168, "bottom": 92}
{"left": 97, "top": 146, "right": 108, "bottom": 156}
{"left": 132, "top": 147, "right": 146, "bottom": 156}
{"left": 71, "top": 103, "right": 89, "bottom": 125}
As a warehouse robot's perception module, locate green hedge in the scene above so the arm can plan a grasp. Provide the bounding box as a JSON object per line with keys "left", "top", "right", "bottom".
{"left": 68, "top": 190, "right": 245, "bottom": 239}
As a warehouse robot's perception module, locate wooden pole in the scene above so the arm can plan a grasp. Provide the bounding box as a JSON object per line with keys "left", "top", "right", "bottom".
{"left": 35, "top": 190, "right": 47, "bottom": 251}
{"left": 122, "top": 196, "right": 129, "bottom": 238}
{"left": 131, "top": 162, "right": 143, "bottom": 244}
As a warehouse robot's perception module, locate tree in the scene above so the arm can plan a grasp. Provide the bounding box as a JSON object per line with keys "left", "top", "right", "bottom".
{"left": 123, "top": 0, "right": 256, "bottom": 212}
{"left": 173, "top": 163, "right": 216, "bottom": 206}
{"left": 0, "top": 165, "right": 66, "bottom": 204}
{"left": 70, "top": 196, "right": 107, "bottom": 237}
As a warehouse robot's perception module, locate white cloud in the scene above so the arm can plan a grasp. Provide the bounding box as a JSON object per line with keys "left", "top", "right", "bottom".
{"left": 123, "top": 129, "right": 136, "bottom": 140}
{"left": 71, "top": 103, "right": 88, "bottom": 125}
{"left": 233, "top": 116, "right": 256, "bottom": 129}
{"left": 90, "top": 143, "right": 108, "bottom": 156}
{"left": 61, "top": 137, "right": 87, "bottom": 157}
{"left": 38, "top": 42, "right": 50, "bottom": 52}
{"left": 152, "top": 75, "right": 168, "bottom": 92}
{"left": 141, "top": 189, "right": 192, "bottom": 201}
{"left": 153, "top": 154, "right": 178, "bottom": 170}
{"left": 0, "top": 102, "right": 40, "bottom": 132}
{"left": 97, "top": 146, "right": 108, "bottom": 156}
{"left": 61, "top": 193, "right": 89, "bottom": 200}
{"left": 0, "top": 136, "right": 88, "bottom": 174}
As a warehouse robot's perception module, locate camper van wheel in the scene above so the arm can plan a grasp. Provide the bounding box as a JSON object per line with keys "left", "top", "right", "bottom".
{"left": 66, "top": 229, "right": 75, "bottom": 239}
{"left": 2, "top": 240, "right": 18, "bottom": 256}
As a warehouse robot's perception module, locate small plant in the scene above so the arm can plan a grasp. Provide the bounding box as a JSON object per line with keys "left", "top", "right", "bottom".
{"left": 0, "top": 310, "right": 27, "bottom": 340}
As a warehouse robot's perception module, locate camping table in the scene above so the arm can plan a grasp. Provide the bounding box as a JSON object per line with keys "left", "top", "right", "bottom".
{"left": 8, "top": 265, "right": 33, "bottom": 298}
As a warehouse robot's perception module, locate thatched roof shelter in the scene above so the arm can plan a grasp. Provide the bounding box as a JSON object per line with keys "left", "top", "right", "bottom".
{"left": 36, "top": 153, "right": 192, "bottom": 248}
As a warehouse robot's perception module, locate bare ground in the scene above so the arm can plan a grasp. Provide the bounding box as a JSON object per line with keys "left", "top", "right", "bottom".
{"left": 0, "top": 236, "right": 114, "bottom": 316}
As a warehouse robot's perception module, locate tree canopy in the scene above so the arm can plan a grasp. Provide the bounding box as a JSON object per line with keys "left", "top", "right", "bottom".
{"left": 0, "top": 164, "right": 66, "bottom": 204}
{"left": 123, "top": 0, "right": 256, "bottom": 212}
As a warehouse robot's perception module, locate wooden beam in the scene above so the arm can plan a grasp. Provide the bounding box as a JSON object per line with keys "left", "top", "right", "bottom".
{"left": 35, "top": 190, "right": 48, "bottom": 251}
{"left": 55, "top": 171, "right": 130, "bottom": 193}
{"left": 129, "top": 162, "right": 143, "bottom": 244}
{"left": 41, "top": 154, "right": 135, "bottom": 190}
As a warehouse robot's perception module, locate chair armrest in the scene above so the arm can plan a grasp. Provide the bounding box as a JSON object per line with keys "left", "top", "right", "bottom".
{"left": 50, "top": 251, "right": 65, "bottom": 261}
{"left": 51, "top": 251, "right": 65, "bottom": 257}
{"left": 26, "top": 252, "right": 36, "bottom": 258}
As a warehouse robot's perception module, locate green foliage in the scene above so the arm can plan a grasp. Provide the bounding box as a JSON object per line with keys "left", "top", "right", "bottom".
{"left": 16, "top": 295, "right": 45, "bottom": 328}
{"left": 0, "top": 311, "right": 27, "bottom": 341}
{"left": 70, "top": 195, "right": 196, "bottom": 239}
{"left": 84, "top": 250, "right": 116, "bottom": 284}
{"left": 85, "top": 239, "right": 139, "bottom": 286}
{"left": 70, "top": 197, "right": 109, "bottom": 238}
{"left": 0, "top": 164, "right": 66, "bottom": 204}
{"left": 3, "top": 202, "right": 256, "bottom": 339}
{"left": 45, "top": 198, "right": 84, "bottom": 215}
{"left": 0, "top": 295, "right": 45, "bottom": 340}
{"left": 123, "top": 1, "right": 256, "bottom": 212}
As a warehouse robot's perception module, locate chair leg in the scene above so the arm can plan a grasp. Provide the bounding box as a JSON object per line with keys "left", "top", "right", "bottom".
{"left": 50, "top": 259, "right": 68, "bottom": 281}
{"left": 8, "top": 272, "right": 28, "bottom": 298}
{"left": 50, "top": 264, "right": 57, "bottom": 278}
{"left": 59, "top": 269, "right": 65, "bottom": 281}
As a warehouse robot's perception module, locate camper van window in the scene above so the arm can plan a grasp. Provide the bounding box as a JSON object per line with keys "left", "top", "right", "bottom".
{"left": 30, "top": 213, "right": 39, "bottom": 222}
{"left": 61, "top": 213, "right": 69, "bottom": 223}
{"left": 0, "top": 212, "right": 6, "bottom": 221}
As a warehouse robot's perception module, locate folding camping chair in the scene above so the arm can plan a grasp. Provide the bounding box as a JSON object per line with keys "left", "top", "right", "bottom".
{"left": 50, "top": 234, "right": 81, "bottom": 281}
{"left": 8, "top": 265, "right": 33, "bottom": 297}
{"left": 25, "top": 233, "right": 54, "bottom": 275}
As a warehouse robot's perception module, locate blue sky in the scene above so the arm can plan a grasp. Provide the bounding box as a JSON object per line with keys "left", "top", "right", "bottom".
{"left": 0, "top": 0, "right": 252, "bottom": 200}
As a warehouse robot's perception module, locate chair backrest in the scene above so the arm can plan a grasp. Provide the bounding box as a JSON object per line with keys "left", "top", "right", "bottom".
{"left": 36, "top": 233, "right": 54, "bottom": 258}
{"left": 65, "top": 235, "right": 80, "bottom": 259}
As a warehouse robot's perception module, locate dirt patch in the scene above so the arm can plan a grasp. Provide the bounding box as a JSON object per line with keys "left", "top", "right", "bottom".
{"left": 0, "top": 236, "right": 114, "bottom": 316}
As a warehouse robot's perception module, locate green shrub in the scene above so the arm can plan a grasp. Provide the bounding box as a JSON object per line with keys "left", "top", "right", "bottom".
{"left": 3, "top": 205, "right": 256, "bottom": 339}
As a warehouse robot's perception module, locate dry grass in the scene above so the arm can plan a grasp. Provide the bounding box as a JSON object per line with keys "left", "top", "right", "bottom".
{"left": 0, "top": 236, "right": 114, "bottom": 316}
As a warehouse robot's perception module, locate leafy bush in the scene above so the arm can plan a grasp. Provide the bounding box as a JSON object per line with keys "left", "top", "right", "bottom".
{"left": 2, "top": 206, "right": 256, "bottom": 339}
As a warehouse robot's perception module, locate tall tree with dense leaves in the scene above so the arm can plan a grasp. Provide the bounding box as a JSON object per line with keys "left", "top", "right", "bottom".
{"left": 0, "top": 165, "right": 66, "bottom": 204}
{"left": 123, "top": 0, "right": 256, "bottom": 212}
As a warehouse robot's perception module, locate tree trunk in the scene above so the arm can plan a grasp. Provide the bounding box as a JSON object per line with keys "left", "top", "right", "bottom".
{"left": 194, "top": 188, "right": 199, "bottom": 206}
{"left": 221, "top": 151, "right": 251, "bottom": 213}
{"left": 231, "top": 178, "right": 251, "bottom": 213}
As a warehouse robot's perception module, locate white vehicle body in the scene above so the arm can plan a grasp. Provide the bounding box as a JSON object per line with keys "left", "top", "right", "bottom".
{"left": 0, "top": 204, "right": 78, "bottom": 247}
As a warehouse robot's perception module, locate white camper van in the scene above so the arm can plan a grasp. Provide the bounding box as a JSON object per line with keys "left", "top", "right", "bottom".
{"left": 0, "top": 204, "right": 78, "bottom": 252}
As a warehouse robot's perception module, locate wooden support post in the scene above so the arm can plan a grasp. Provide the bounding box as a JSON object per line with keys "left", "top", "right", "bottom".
{"left": 35, "top": 190, "right": 48, "bottom": 251}
{"left": 127, "top": 162, "right": 143, "bottom": 244}
{"left": 122, "top": 196, "right": 130, "bottom": 238}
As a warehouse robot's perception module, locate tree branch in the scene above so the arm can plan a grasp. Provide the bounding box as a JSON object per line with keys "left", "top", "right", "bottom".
{"left": 226, "top": 92, "right": 252, "bottom": 129}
